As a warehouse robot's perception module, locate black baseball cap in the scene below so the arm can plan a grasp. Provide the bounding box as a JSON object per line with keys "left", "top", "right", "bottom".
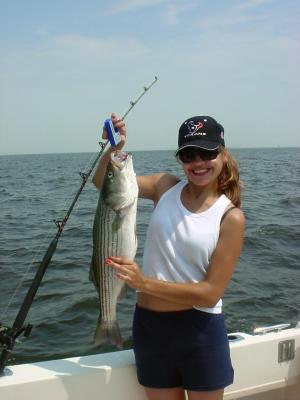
{"left": 175, "top": 116, "right": 225, "bottom": 156}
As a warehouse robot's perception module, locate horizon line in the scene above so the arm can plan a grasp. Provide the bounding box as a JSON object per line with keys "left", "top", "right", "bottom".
{"left": 1, "top": 145, "right": 300, "bottom": 157}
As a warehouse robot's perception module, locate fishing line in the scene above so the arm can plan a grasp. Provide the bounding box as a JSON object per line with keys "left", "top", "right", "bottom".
{"left": 1, "top": 156, "right": 96, "bottom": 323}
{"left": 1, "top": 76, "right": 158, "bottom": 322}
{"left": 0, "top": 231, "right": 54, "bottom": 323}
{"left": 1, "top": 159, "right": 99, "bottom": 322}
{"left": 0, "top": 76, "right": 158, "bottom": 374}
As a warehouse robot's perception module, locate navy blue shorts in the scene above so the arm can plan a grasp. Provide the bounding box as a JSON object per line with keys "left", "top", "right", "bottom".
{"left": 133, "top": 305, "right": 234, "bottom": 391}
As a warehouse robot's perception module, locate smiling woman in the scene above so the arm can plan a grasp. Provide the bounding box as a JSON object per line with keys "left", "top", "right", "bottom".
{"left": 175, "top": 116, "right": 241, "bottom": 208}
{"left": 93, "top": 113, "right": 245, "bottom": 400}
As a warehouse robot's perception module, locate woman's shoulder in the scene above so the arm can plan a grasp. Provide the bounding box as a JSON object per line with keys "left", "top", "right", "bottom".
{"left": 155, "top": 173, "right": 181, "bottom": 202}
{"left": 221, "top": 205, "right": 245, "bottom": 230}
{"left": 137, "top": 173, "right": 180, "bottom": 203}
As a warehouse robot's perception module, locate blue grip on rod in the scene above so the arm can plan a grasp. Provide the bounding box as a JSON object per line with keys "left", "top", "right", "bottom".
{"left": 104, "top": 119, "right": 122, "bottom": 146}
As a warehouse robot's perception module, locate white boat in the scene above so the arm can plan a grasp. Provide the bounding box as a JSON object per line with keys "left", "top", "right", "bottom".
{"left": 0, "top": 323, "right": 299, "bottom": 400}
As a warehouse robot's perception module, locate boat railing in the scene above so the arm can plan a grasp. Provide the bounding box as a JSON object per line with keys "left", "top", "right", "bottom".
{"left": 253, "top": 323, "right": 291, "bottom": 334}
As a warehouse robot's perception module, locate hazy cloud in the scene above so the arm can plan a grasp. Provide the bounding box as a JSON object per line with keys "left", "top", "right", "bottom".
{"left": 236, "top": 0, "right": 273, "bottom": 10}
{"left": 109, "top": 0, "right": 170, "bottom": 13}
{"left": 0, "top": 0, "right": 299, "bottom": 154}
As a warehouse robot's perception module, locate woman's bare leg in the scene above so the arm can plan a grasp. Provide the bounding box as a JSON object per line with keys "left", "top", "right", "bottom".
{"left": 144, "top": 386, "right": 186, "bottom": 400}
{"left": 187, "top": 388, "right": 224, "bottom": 400}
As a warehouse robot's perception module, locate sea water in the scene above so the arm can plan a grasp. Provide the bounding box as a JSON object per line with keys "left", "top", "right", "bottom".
{"left": 0, "top": 148, "right": 299, "bottom": 365}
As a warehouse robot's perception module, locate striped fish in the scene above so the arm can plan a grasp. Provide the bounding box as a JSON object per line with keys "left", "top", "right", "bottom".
{"left": 90, "top": 151, "right": 138, "bottom": 349}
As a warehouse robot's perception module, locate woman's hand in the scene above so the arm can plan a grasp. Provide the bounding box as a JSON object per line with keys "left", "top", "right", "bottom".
{"left": 105, "top": 256, "right": 146, "bottom": 290}
{"left": 102, "top": 113, "right": 126, "bottom": 151}
{"left": 92, "top": 113, "right": 127, "bottom": 189}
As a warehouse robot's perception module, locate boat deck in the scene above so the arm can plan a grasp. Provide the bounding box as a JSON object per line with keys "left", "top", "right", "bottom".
{"left": 1, "top": 325, "right": 299, "bottom": 400}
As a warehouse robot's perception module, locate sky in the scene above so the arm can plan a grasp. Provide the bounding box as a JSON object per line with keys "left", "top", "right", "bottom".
{"left": 0, "top": 0, "right": 299, "bottom": 155}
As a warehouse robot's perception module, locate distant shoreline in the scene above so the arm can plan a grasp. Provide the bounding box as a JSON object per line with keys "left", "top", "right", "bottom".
{"left": 1, "top": 146, "right": 300, "bottom": 157}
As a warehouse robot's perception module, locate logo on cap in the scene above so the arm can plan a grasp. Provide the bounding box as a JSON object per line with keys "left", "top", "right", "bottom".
{"left": 186, "top": 120, "right": 204, "bottom": 136}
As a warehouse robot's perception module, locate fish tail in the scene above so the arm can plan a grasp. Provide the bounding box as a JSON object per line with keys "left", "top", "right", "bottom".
{"left": 94, "top": 318, "right": 123, "bottom": 349}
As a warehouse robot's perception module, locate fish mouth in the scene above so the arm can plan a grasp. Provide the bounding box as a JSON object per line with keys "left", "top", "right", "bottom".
{"left": 110, "top": 150, "right": 131, "bottom": 169}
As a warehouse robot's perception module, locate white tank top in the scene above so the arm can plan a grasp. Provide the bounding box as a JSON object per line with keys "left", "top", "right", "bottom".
{"left": 142, "top": 180, "right": 231, "bottom": 314}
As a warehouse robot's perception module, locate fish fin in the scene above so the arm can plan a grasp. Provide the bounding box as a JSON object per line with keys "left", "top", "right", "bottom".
{"left": 94, "top": 319, "right": 123, "bottom": 349}
{"left": 89, "top": 261, "right": 95, "bottom": 283}
{"left": 89, "top": 256, "right": 98, "bottom": 288}
{"left": 117, "top": 284, "right": 127, "bottom": 300}
{"left": 112, "top": 212, "right": 123, "bottom": 232}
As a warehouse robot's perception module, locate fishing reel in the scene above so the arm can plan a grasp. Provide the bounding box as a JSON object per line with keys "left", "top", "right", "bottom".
{"left": 0, "top": 323, "right": 33, "bottom": 373}
{"left": 0, "top": 323, "right": 33, "bottom": 348}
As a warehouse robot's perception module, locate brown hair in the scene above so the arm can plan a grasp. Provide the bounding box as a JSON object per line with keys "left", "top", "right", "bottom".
{"left": 218, "top": 147, "right": 242, "bottom": 208}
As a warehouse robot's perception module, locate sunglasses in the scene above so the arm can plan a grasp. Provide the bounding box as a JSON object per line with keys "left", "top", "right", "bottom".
{"left": 177, "top": 147, "right": 220, "bottom": 163}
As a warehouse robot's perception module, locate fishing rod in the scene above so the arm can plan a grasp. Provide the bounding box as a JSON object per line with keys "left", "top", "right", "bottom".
{"left": 0, "top": 76, "right": 158, "bottom": 375}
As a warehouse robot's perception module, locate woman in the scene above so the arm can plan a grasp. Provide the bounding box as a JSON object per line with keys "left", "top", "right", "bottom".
{"left": 93, "top": 113, "right": 245, "bottom": 400}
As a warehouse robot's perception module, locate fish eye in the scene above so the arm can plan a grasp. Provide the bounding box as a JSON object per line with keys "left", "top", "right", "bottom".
{"left": 107, "top": 172, "right": 114, "bottom": 179}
